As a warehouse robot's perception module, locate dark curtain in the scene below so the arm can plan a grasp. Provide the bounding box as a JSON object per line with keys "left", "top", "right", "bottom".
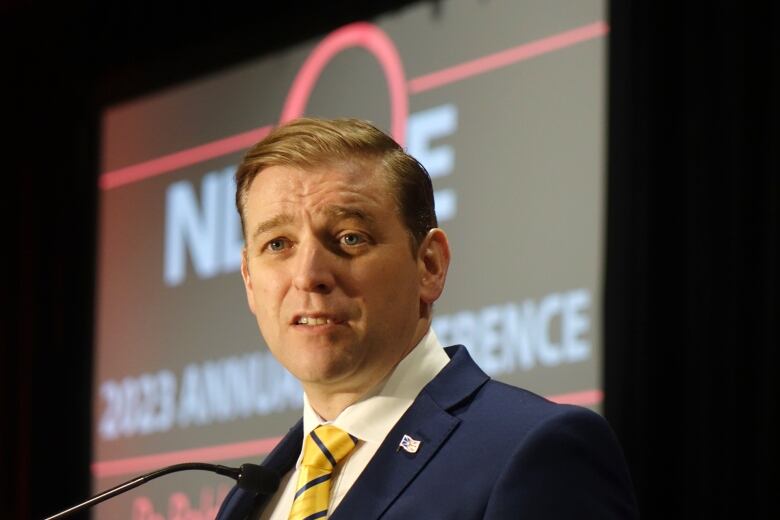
{"left": 2, "top": 1, "right": 777, "bottom": 519}
{"left": 605, "top": 2, "right": 778, "bottom": 517}
{"left": 2, "top": 7, "right": 96, "bottom": 520}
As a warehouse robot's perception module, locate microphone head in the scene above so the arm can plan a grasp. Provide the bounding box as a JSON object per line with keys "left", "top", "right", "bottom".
{"left": 237, "top": 463, "right": 280, "bottom": 495}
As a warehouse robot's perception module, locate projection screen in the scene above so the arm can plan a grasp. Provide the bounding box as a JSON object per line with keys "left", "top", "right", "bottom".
{"left": 93, "top": 1, "right": 607, "bottom": 516}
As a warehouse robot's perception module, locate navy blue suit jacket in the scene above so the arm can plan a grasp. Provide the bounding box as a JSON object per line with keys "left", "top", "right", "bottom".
{"left": 216, "top": 345, "right": 639, "bottom": 519}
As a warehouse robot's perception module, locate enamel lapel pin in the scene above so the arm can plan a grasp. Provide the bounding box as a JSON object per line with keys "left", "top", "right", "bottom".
{"left": 398, "top": 434, "right": 421, "bottom": 454}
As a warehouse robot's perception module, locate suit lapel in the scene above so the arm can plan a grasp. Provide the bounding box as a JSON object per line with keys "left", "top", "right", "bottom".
{"left": 215, "top": 421, "right": 303, "bottom": 520}
{"left": 330, "top": 392, "right": 459, "bottom": 519}
{"left": 331, "top": 346, "right": 489, "bottom": 519}
{"left": 262, "top": 419, "right": 303, "bottom": 477}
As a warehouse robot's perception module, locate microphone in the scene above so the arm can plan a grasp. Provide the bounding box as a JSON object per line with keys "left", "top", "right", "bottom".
{"left": 43, "top": 462, "right": 280, "bottom": 520}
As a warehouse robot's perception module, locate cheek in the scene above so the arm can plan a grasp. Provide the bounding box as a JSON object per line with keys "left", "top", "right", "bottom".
{"left": 364, "top": 259, "right": 419, "bottom": 304}
{"left": 250, "top": 266, "right": 289, "bottom": 322}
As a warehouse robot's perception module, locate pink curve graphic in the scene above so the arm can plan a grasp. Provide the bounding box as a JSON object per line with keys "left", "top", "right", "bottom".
{"left": 280, "top": 21, "right": 408, "bottom": 145}
{"left": 546, "top": 389, "right": 604, "bottom": 406}
{"left": 408, "top": 21, "right": 609, "bottom": 94}
{"left": 98, "top": 21, "right": 606, "bottom": 191}
{"left": 100, "top": 125, "right": 272, "bottom": 190}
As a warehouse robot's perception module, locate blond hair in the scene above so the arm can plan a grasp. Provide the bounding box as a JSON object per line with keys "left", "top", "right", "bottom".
{"left": 235, "top": 117, "right": 437, "bottom": 251}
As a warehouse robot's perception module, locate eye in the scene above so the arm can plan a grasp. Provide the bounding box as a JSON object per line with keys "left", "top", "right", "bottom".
{"left": 340, "top": 233, "right": 365, "bottom": 246}
{"left": 265, "top": 238, "right": 290, "bottom": 252}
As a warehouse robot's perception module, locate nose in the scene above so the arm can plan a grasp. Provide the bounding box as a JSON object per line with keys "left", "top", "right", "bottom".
{"left": 291, "top": 238, "right": 336, "bottom": 294}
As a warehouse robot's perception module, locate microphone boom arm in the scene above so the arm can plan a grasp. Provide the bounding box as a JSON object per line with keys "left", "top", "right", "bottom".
{"left": 43, "top": 462, "right": 242, "bottom": 520}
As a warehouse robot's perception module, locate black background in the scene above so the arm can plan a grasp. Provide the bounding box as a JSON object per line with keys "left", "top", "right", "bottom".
{"left": 2, "top": 1, "right": 777, "bottom": 518}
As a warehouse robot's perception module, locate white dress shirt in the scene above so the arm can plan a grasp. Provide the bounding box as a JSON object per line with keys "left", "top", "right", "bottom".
{"left": 260, "top": 328, "right": 450, "bottom": 519}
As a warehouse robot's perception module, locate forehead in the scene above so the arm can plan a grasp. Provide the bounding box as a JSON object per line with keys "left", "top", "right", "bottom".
{"left": 244, "top": 162, "right": 397, "bottom": 218}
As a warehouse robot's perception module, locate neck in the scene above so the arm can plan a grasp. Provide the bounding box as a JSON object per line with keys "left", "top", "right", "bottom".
{"left": 306, "top": 390, "right": 365, "bottom": 422}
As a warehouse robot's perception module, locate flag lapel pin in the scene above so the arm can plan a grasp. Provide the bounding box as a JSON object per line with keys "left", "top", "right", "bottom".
{"left": 398, "top": 434, "right": 421, "bottom": 454}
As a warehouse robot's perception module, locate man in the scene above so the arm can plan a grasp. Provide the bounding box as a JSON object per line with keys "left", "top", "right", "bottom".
{"left": 217, "top": 118, "right": 638, "bottom": 519}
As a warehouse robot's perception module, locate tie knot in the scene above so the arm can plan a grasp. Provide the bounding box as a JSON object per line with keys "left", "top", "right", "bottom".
{"left": 302, "top": 425, "right": 357, "bottom": 470}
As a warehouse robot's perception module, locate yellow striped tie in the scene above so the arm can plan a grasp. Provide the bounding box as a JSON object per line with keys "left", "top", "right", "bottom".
{"left": 288, "top": 425, "right": 357, "bottom": 520}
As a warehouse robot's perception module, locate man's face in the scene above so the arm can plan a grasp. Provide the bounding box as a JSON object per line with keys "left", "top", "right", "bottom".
{"left": 240, "top": 163, "right": 440, "bottom": 398}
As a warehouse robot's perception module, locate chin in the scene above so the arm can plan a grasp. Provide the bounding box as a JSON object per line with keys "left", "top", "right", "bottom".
{"left": 286, "top": 352, "right": 353, "bottom": 381}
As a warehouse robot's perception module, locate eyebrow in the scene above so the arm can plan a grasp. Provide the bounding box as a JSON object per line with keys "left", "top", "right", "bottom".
{"left": 249, "top": 205, "right": 377, "bottom": 244}
{"left": 323, "top": 205, "right": 376, "bottom": 225}
{"left": 250, "top": 214, "right": 295, "bottom": 243}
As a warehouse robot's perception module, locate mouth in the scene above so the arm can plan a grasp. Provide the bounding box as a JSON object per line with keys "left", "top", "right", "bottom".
{"left": 292, "top": 313, "right": 346, "bottom": 327}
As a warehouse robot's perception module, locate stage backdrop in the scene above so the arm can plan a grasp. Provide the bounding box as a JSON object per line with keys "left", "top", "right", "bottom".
{"left": 93, "top": 0, "right": 607, "bottom": 516}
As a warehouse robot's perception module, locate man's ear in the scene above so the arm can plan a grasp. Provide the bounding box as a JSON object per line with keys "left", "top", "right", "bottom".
{"left": 418, "top": 228, "right": 451, "bottom": 306}
{"left": 241, "top": 248, "right": 257, "bottom": 315}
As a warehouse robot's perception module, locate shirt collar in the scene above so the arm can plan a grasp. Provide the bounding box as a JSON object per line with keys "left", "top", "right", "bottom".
{"left": 302, "top": 328, "right": 449, "bottom": 444}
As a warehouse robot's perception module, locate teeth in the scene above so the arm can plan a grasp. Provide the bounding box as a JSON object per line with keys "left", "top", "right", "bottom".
{"left": 297, "top": 317, "right": 332, "bottom": 325}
